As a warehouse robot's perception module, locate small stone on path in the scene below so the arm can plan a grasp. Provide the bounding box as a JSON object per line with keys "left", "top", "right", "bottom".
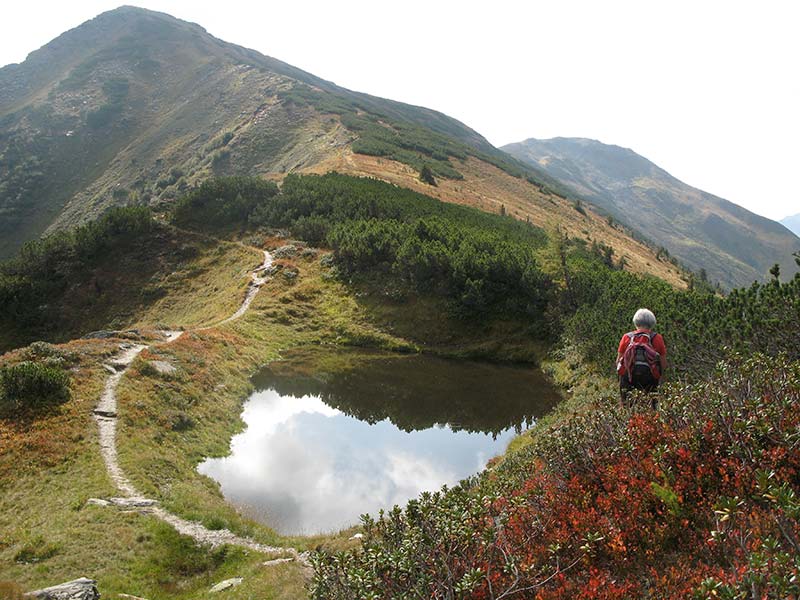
{"left": 108, "top": 497, "right": 157, "bottom": 508}
{"left": 209, "top": 578, "right": 243, "bottom": 593}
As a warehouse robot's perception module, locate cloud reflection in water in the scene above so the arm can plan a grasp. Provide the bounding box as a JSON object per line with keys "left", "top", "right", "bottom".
{"left": 199, "top": 388, "right": 516, "bottom": 535}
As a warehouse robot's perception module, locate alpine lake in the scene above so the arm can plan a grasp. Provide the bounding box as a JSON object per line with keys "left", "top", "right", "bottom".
{"left": 199, "top": 348, "right": 560, "bottom": 536}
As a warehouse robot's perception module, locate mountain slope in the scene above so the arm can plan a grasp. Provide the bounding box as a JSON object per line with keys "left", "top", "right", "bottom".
{"left": 502, "top": 137, "right": 800, "bottom": 288}
{"left": 0, "top": 7, "right": 685, "bottom": 288}
{"left": 0, "top": 6, "right": 554, "bottom": 255}
{"left": 781, "top": 213, "right": 800, "bottom": 237}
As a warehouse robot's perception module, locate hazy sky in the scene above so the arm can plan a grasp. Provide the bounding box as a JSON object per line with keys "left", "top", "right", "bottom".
{"left": 2, "top": 1, "right": 798, "bottom": 220}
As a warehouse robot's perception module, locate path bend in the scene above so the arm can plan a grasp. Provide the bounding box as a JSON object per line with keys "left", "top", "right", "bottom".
{"left": 91, "top": 249, "right": 304, "bottom": 559}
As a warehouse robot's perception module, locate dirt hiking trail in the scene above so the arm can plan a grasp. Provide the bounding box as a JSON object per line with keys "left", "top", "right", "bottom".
{"left": 90, "top": 250, "right": 308, "bottom": 562}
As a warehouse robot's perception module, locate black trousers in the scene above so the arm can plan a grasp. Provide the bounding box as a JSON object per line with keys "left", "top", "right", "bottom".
{"left": 620, "top": 365, "right": 660, "bottom": 408}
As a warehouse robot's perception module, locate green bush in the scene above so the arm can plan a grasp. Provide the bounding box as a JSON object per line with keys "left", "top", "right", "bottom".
{"left": 0, "top": 206, "right": 154, "bottom": 331}
{"left": 0, "top": 361, "right": 71, "bottom": 416}
{"left": 13, "top": 534, "right": 60, "bottom": 564}
{"left": 564, "top": 254, "right": 800, "bottom": 379}
{"left": 171, "top": 177, "right": 278, "bottom": 232}
{"left": 248, "top": 173, "right": 552, "bottom": 322}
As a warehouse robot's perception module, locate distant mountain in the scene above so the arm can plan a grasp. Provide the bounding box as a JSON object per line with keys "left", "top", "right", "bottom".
{"left": 781, "top": 213, "right": 800, "bottom": 237}
{"left": 502, "top": 137, "right": 800, "bottom": 288}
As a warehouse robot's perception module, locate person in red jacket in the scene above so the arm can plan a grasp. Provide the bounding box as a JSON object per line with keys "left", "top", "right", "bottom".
{"left": 616, "top": 308, "right": 667, "bottom": 407}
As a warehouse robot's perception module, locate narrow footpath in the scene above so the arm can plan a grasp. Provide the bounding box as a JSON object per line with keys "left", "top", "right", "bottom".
{"left": 89, "top": 250, "right": 306, "bottom": 561}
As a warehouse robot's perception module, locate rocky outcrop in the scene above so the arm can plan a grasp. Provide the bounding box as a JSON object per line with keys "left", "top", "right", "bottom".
{"left": 82, "top": 330, "right": 141, "bottom": 340}
{"left": 25, "top": 578, "right": 99, "bottom": 600}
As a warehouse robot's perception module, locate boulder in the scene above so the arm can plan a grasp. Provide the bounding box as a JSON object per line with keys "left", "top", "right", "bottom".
{"left": 149, "top": 360, "right": 177, "bottom": 375}
{"left": 25, "top": 578, "right": 99, "bottom": 600}
{"left": 82, "top": 330, "right": 119, "bottom": 339}
{"left": 209, "top": 578, "right": 243, "bottom": 593}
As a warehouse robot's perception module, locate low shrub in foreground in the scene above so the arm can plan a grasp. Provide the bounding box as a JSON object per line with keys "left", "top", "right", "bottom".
{"left": 310, "top": 354, "right": 800, "bottom": 599}
{"left": 0, "top": 361, "right": 71, "bottom": 417}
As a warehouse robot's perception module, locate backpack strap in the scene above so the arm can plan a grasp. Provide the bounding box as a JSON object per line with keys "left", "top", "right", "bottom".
{"left": 628, "top": 330, "right": 656, "bottom": 343}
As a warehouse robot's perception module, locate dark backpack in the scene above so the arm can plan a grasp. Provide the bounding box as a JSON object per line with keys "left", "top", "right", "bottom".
{"left": 621, "top": 331, "right": 662, "bottom": 383}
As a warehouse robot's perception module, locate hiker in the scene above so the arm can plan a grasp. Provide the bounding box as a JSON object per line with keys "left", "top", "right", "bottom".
{"left": 616, "top": 308, "right": 667, "bottom": 408}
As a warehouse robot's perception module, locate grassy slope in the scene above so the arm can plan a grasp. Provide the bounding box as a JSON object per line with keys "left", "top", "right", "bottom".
{"left": 304, "top": 151, "right": 688, "bottom": 289}
{"left": 1, "top": 5, "right": 681, "bottom": 297}
{"left": 0, "top": 227, "right": 256, "bottom": 354}
{"left": 6, "top": 236, "right": 539, "bottom": 597}
{"left": 0, "top": 228, "right": 554, "bottom": 596}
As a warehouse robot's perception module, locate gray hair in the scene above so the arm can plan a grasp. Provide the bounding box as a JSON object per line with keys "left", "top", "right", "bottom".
{"left": 632, "top": 308, "right": 656, "bottom": 329}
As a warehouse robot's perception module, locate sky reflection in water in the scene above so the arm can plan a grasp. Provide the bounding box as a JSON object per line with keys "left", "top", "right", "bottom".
{"left": 198, "top": 352, "right": 559, "bottom": 535}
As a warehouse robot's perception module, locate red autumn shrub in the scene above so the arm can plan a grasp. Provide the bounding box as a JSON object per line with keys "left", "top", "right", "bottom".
{"left": 310, "top": 355, "right": 800, "bottom": 599}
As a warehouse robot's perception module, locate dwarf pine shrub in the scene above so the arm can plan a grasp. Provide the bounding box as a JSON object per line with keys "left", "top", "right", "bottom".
{"left": 0, "top": 361, "right": 71, "bottom": 417}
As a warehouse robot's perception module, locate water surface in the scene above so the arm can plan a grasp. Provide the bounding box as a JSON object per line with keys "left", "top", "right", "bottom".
{"left": 199, "top": 349, "right": 559, "bottom": 535}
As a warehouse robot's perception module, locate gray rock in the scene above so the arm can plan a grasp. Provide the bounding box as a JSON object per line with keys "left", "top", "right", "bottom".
{"left": 25, "top": 578, "right": 99, "bottom": 600}
{"left": 86, "top": 498, "right": 111, "bottom": 507}
{"left": 149, "top": 360, "right": 177, "bottom": 375}
{"left": 320, "top": 254, "right": 335, "bottom": 267}
{"left": 209, "top": 578, "right": 243, "bottom": 593}
{"left": 93, "top": 409, "right": 117, "bottom": 418}
{"left": 262, "top": 557, "right": 293, "bottom": 567}
{"left": 83, "top": 330, "right": 120, "bottom": 339}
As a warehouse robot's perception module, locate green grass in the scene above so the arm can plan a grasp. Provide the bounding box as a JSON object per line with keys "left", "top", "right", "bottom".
{"left": 0, "top": 253, "right": 328, "bottom": 597}
{"left": 115, "top": 250, "right": 414, "bottom": 549}
{"left": 0, "top": 233, "right": 561, "bottom": 598}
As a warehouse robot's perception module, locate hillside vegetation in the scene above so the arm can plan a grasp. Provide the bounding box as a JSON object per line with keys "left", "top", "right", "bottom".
{"left": 1, "top": 6, "right": 691, "bottom": 300}
{"left": 165, "top": 174, "right": 799, "bottom": 597}
{"left": 503, "top": 137, "right": 800, "bottom": 288}
{"left": 0, "top": 205, "right": 256, "bottom": 352}
{"left": 1, "top": 173, "right": 798, "bottom": 598}
{"left": 307, "top": 245, "right": 800, "bottom": 598}
{"left": 305, "top": 152, "right": 688, "bottom": 288}
{"left": 173, "top": 174, "right": 553, "bottom": 325}
{"left": 312, "top": 353, "right": 800, "bottom": 599}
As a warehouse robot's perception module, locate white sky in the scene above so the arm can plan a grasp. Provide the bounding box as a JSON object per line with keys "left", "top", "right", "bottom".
{"left": 1, "top": 1, "right": 798, "bottom": 221}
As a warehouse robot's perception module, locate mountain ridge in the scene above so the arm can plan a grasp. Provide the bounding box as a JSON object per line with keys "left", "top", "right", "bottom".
{"left": 0, "top": 6, "right": 687, "bottom": 289}
{"left": 0, "top": 6, "right": 548, "bottom": 255}
{"left": 502, "top": 136, "right": 800, "bottom": 288}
